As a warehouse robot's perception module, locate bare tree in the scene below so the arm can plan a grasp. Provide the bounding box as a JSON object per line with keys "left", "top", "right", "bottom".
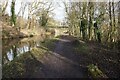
{"left": 1, "top": 1, "right": 8, "bottom": 15}
{"left": 10, "top": 0, "right": 16, "bottom": 27}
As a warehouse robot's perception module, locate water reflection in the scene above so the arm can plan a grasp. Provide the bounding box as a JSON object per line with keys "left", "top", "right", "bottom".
{"left": 2, "top": 35, "right": 54, "bottom": 64}
{"left": 6, "top": 45, "right": 30, "bottom": 62}
{"left": 7, "top": 49, "right": 14, "bottom": 61}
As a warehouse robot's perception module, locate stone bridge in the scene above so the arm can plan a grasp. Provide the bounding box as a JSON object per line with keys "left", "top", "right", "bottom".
{"left": 48, "top": 27, "right": 69, "bottom": 37}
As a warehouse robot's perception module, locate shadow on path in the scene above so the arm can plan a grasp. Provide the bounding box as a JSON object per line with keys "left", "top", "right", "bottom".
{"left": 33, "top": 35, "right": 89, "bottom": 78}
{"left": 3, "top": 35, "right": 89, "bottom": 78}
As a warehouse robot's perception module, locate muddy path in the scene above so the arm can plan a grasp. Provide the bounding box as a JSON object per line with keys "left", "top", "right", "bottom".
{"left": 29, "top": 36, "right": 89, "bottom": 78}
{"left": 3, "top": 35, "right": 119, "bottom": 78}
{"left": 3, "top": 35, "right": 90, "bottom": 78}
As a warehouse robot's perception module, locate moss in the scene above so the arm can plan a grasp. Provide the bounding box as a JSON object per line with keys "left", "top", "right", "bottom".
{"left": 2, "top": 53, "right": 29, "bottom": 78}
{"left": 87, "top": 64, "right": 107, "bottom": 78}
{"left": 3, "top": 52, "right": 33, "bottom": 78}
{"left": 3, "top": 62, "right": 25, "bottom": 78}
{"left": 55, "top": 35, "right": 61, "bottom": 38}
{"left": 2, "top": 30, "right": 9, "bottom": 37}
{"left": 2, "top": 47, "right": 49, "bottom": 78}
{"left": 40, "top": 39, "right": 58, "bottom": 50}
{"left": 31, "top": 48, "right": 47, "bottom": 59}
{"left": 74, "top": 43, "right": 89, "bottom": 54}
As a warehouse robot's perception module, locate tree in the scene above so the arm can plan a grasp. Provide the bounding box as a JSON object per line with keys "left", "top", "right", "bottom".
{"left": 16, "top": 2, "right": 28, "bottom": 31}
{"left": 38, "top": 2, "right": 54, "bottom": 27}
{"left": 26, "top": 1, "right": 54, "bottom": 29}
{"left": 10, "top": 0, "right": 16, "bottom": 27}
{"left": 117, "top": 1, "right": 120, "bottom": 50}
{"left": 107, "top": 1, "right": 113, "bottom": 42}
{"left": 87, "top": 2, "right": 95, "bottom": 40}
{"left": 112, "top": 1, "right": 115, "bottom": 42}
{"left": 1, "top": 1, "right": 8, "bottom": 15}
{"left": 63, "top": 0, "right": 119, "bottom": 49}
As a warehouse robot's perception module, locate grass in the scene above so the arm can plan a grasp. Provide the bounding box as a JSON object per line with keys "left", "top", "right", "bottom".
{"left": 40, "top": 38, "right": 58, "bottom": 50}
{"left": 74, "top": 42, "right": 90, "bottom": 54}
{"left": 87, "top": 64, "right": 108, "bottom": 78}
{"left": 31, "top": 48, "right": 47, "bottom": 59}
{"left": 3, "top": 52, "right": 31, "bottom": 78}
{"left": 2, "top": 47, "right": 48, "bottom": 78}
{"left": 55, "top": 35, "right": 62, "bottom": 38}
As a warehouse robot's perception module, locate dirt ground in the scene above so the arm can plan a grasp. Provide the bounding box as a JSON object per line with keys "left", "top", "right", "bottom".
{"left": 2, "top": 35, "right": 120, "bottom": 78}
{"left": 43, "top": 35, "right": 120, "bottom": 78}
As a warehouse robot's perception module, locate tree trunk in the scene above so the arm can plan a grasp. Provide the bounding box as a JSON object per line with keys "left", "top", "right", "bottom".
{"left": 108, "top": 1, "right": 112, "bottom": 42}
{"left": 112, "top": 1, "right": 116, "bottom": 42}
{"left": 2, "top": 1, "right": 8, "bottom": 15}
{"left": 88, "top": 2, "right": 93, "bottom": 40}
{"left": 11, "top": 0, "right": 16, "bottom": 27}
{"left": 118, "top": 1, "right": 120, "bottom": 51}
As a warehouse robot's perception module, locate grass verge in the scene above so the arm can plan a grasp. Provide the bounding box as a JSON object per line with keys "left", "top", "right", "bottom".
{"left": 87, "top": 64, "right": 108, "bottom": 78}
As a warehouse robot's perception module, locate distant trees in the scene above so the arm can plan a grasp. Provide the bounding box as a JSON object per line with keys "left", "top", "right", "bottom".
{"left": 1, "top": 0, "right": 119, "bottom": 46}
{"left": 1, "top": 1, "right": 8, "bottom": 15}
{"left": 24, "top": 1, "right": 54, "bottom": 29}
{"left": 107, "top": 1, "right": 116, "bottom": 43}
{"left": 0, "top": 0, "right": 8, "bottom": 15}
{"left": 0, "top": 0, "right": 17, "bottom": 27}
{"left": 9, "top": 1, "right": 54, "bottom": 30}
{"left": 0, "top": 0, "right": 9, "bottom": 24}
{"left": 64, "top": 1, "right": 119, "bottom": 47}
{"left": 37, "top": 2, "right": 54, "bottom": 27}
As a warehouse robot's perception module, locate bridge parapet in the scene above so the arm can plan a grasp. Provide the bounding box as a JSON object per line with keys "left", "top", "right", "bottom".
{"left": 48, "top": 27, "right": 69, "bottom": 36}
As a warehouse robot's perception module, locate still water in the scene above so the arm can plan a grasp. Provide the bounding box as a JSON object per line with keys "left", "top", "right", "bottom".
{"left": 2, "top": 35, "right": 54, "bottom": 65}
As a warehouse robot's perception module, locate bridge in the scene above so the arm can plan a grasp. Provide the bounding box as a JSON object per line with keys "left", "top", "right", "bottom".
{"left": 47, "top": 26, "right": 69, "bottom": 37}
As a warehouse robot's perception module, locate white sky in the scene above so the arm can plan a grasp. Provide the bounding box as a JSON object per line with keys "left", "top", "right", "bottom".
{"left": 53, "top": 1, "right": 65, "bottom": 21}
{"left": 4, "top": 0, "right": 66, "bottom": 22}
{"left": 3, "top": 0, "right": 119, "bottom": 21}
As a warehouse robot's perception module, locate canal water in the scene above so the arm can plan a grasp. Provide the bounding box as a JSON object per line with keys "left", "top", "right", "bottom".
{"left": 2, "top": 35, "right": 54, "bottom": 65}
